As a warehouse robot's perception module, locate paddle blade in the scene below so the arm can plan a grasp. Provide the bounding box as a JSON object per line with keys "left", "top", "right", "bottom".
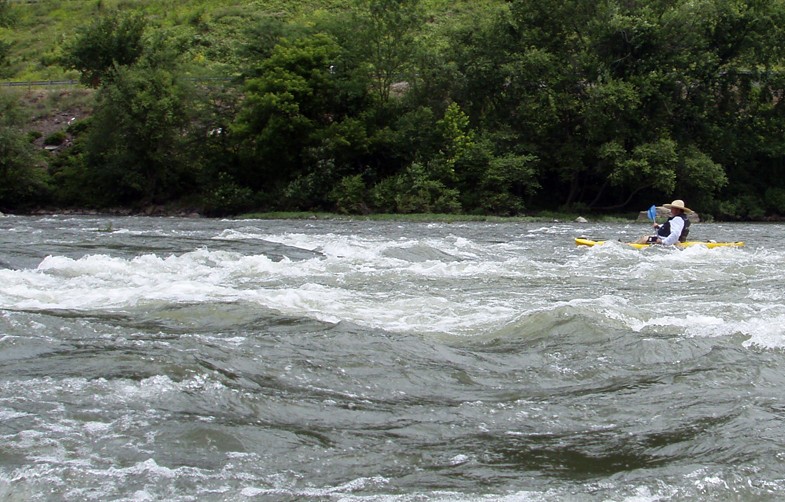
{"left": 647, "top": 205, "right": 656, "bottom": 222}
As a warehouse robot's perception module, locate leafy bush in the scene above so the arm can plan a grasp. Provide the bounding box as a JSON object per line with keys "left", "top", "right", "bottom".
{"left": 0, "top": 0, "right": 14, "bottom": 28}
{"left": 202, "top": 172, "right": 253, "bottom": 216}
{"left": 60, "top": 11, "right": 146, "bottom": 87}
{"left": 0, "top": 40, "right": 11, "bottom": 78}
{"left": 0, "top": 127, "right": 50, "bottom": 209}
{"left": 330, "top": 174, "right": 369, "bottom": 214}
{"left": 716, "top": 194, "right": 765, "bottom": 220}
{"left": 44, "top": 130, "right": 67, "bottom": 146}
{"left": 372, "top": 162, "right": 461, "bottom": 214}
{"left": 0, "top": 93, "right": 52, "bottom": 209}
{"left": 764, "top": 187, "right": 785, "bottom": 214}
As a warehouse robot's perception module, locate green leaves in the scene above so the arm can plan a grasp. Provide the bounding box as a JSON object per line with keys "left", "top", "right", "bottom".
{"left": 437, "top": 102, "right": 474, "bottom": 169}
{"left": 373, "top": 162, "right": 461, "bottom": 214}
{"left": 0, "top": 94, "right": 49, "bottom": 210}
{"left": 60, "top": 12, "right": 146, "bottom": 87}
{"left": 11, "top": 0, "right": 785, "bottom": 217}
{"left": 0, "top": 0, "right": 14, "bottom": 28}
{"left": 86, "top": 63, "right": 193, "bottom": 205}
{"left": 601, "top": 138, "right": 678, "bottom": 193}
{"left": 233, "top": 33, "right": 346, "bottom": 193}
{"left": 353, "top": 0, "right": 423, "bottom": 103}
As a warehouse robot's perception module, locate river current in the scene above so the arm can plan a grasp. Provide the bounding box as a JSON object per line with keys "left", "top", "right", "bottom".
{"left": 0, "top": 215, "right": 783, "bottom": 501}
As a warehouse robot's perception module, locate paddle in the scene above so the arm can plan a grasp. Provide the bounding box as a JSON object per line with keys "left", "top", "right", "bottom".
{"left": 647, "top": 204, "right": 657, "bottom": 223}
{"left": 582, "top": 205, "right": 657, "bottom": 245}
{"left": 633, "top": 205, "right": 659, "bottom": 245}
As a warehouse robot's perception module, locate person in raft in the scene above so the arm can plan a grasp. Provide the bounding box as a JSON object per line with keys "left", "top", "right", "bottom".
{"left": 636, "top": 199, "right": 692, "bottom": 245}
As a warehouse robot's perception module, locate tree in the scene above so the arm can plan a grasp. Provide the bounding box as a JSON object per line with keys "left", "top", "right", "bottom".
{"left": 0, "top": 39, "right": 10, "bottom": 77}
{"left": 0, "top": 95, "right": 49, "bottom": 210}
{"left": 596, "top": 137, "right": 679, "bottom": 209}
{"left": 60, "top": 12, "right": 146, "bottom": 87}
{"left": 437, "top": 102, "right": 474, "bottom": 170}
{"left": 233, "top": 33, "right": 340, "bottom": 186}
{"left": 87, "top": 66, "right": 192, "bottom": 206}
{"left": 352, "top": 0, "right": 423, "bottom": 104}
{"left": 372, "top": 162, "right": 461, "bottom": 214}
{"left": 455, "top": 0, "right": 745, "bottom": 212}
{"left": 233, "top": 32, "right": 373, "bottom": 209}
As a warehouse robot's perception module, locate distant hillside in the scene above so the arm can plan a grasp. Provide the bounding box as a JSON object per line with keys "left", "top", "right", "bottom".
{"left": 7, "top": 0, "right": 773, "bottom": 220}
{"left": 0, "top": 0, "right": 498, "bottom": 82}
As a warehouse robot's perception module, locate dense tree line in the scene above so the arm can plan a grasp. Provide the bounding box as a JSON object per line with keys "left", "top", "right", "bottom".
{"left": 2, "top": 0, "right": 785, "bottom": 219}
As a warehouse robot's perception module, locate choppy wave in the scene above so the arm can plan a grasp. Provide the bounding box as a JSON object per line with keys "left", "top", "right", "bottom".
{"left": 2, "top": 216, "right": 785, "bottom": 500}
{"left": 0, "top": 220, "right": 781, "bottom": 347}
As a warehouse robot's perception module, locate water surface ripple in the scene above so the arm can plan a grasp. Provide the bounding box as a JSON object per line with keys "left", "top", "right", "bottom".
{"left": 0, "top": 215, "right": 783, "bottom": 500}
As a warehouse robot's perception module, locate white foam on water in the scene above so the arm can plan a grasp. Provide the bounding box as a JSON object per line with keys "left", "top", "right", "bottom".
{"left": 240, "top": 475, "right": 390, "bottom": 498}
{"left": 0, "top": 237, "right": 545, "bottom": 335}
{"left": 511, "top": 295, "right": 649, "bottom": 333}
{"left": 0, "top": 373, "right": 227, "bottom": 414}
{"left": 0, "top": 372, "right": 237, "bottom": 499}
{"left": 639, "top": 301, "right": 785, "bottom": 349}
{"left": 1, "top": 225, "right": 783, "bottom": 345}
{"left": 739, "top": 315, "right": 785, "bottom": 349}
{"left": 1, "top": 251, "right": 246, "bottom": 310}
{"left": 0, "top": 409, "right": 30, "bottom": 420}
{"left": 527, "top": 224, "right": 576, "bottom": 235}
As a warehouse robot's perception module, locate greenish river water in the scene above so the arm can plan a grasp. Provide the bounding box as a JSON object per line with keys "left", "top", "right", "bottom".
{"left": 0, "top": 215, "right": 782, "bottom": 501}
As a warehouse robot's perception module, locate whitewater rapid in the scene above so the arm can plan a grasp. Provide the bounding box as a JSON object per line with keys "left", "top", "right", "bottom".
{"left": 1, "top": 215, "right": 783, "bottom": 501}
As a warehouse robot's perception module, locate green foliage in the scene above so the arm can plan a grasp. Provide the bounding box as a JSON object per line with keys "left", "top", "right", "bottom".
{"left": 717, "top": 193, "right": 766, "bottom": 221}
{"left": 281, "top": 159, "right": 338, "bottom": 210}
{"left": 232, "top": 31, "right": 369, "bottom": 203}
{"left": 202, "top": 172, "right": 254, "bottom": 215}
{"left": 330, "top": 174, "right": 369, "bottom": 214}
{"left": 60, "top": 11, "right": 146, "bottom": 87}
{"left": 84, "top": 55, "right": 194, "bottom": 206}
{"left": 44, "top": 130, "right": 67, "bottom": 146}
{"left": 352, "top": 0, "right": 424, "bottom": 103}
{"left": 482, "top": 153, "right": 538, "bottom": 213}
{"left": 0, "top": 94, "right": 50, "bottom": 210}
{"left": 49, "top": 124, "right": 96, "bottom": 208}
{"left": 0, "top": 39, "right": 10, "bottom": 78}
{"left": 436, "top": 102, "right": 473, "bottom": 169}
{"left": 601, "top": 138, "right": 679, "bottom": 193}
{"left": 765, "top": 187, "right": 785, "bottom": 215}
{"left": 679, "top": 146, "right": 728, "bottom": 195}
{"left": 0, "top": 128, "right": 50, "bottom": 209}
{"left": 453, "top": 135, "right": 538, "bottom": 215}
{"left": 482, "top": 0, "right": 783, "bottom": 211}
{"left": 373, "top": 162, "right": 461, "bottom": 214}
{"left": 0, "top": 0, "right": 13, "bottom": 28}
{"left": 5, "top": 0, "right": 785, "bottom": 219}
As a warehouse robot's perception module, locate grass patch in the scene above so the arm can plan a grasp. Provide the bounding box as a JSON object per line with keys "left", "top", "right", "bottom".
{"left": 2, "top": 0, "right": 503, "bottom": 82}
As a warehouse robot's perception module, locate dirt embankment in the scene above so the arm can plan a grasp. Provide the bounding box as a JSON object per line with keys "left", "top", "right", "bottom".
{"left": 19, "top": 88, "right": 94, "bottom": 151}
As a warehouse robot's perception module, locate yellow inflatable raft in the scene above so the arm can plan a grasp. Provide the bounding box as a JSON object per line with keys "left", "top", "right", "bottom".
{"left": 574, "top": 237, "right": 745, "bottom": 249}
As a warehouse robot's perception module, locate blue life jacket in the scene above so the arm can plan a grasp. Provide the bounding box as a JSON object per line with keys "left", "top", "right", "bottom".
{"left": 657, "top": 214, "right": 690, "bottom": 242}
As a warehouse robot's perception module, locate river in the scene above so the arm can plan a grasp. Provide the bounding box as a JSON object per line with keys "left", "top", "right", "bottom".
{"left": 0, "top": 215, "right": 783, "bottom": 501}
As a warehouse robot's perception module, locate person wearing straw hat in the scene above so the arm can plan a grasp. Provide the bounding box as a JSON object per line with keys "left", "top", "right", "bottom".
{"left": 636, "top": 199, "right": 692, "bottom": 245}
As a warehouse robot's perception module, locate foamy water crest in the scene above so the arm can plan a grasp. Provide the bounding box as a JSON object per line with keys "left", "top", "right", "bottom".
{"left": 3, "top": 217, "right": 785, "bottom": 501}
{"left": 1, "top": 222, "right": 782, "bottom": 345}
{"left": 0, "top": 230, "right": 553, "bottom": 335}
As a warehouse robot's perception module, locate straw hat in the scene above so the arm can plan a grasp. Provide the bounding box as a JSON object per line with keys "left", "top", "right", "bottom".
{"left": 663, "top": 199, "right": 692, "bottom": 213}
